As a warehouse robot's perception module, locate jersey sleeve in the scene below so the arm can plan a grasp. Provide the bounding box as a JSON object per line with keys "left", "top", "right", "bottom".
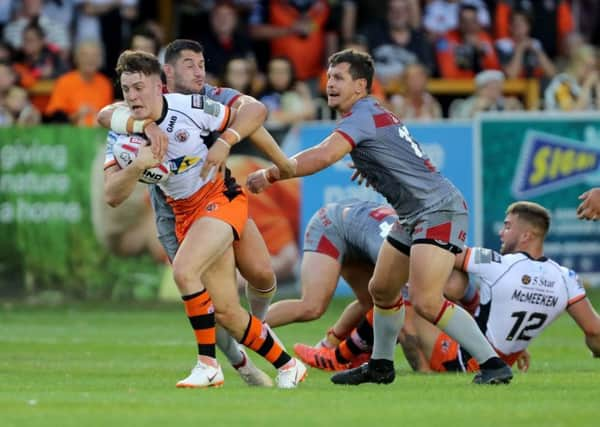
{"left": 462, "top": 246, "right": 506, "bottom": 286}
{"left": 204, "top": 84, "right": 242, "bottom": 107}
{"left": 189, "top": 94, "right": 231, "bottom": 133}
{"left": 334, "top": 110, "right": 375, "bottom": 149}
{"left": 562, "top": 267, "right": 587, "bottom": 306}
{"left": 103, "top": 131, "right": 118, "bottom": 169}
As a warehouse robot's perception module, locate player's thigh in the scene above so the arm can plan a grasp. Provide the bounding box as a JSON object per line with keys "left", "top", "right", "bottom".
{"left": 369, "top": 240, "right": 409, "bottom": 302}
{"left": 408, "top": 243, "right": 455, "bottom": 303}
{"left": 173, "top": 216, "right": 234, "bottom": 279}
{"left": 341, "top": 260, "right": 374, "bottom": 307}
{"left": 232, "top": 218, "right": 274, "bottom": 285}
{"left": 299, "top": 251, "right": 342, "bottom": 305}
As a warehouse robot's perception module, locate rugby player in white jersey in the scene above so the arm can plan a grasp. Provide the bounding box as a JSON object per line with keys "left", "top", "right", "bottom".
{"left": 103, "top": 50, "right": 306, "bottom": 389}
{"left": 98, "top": 40, "right": 296, "bottom": 387}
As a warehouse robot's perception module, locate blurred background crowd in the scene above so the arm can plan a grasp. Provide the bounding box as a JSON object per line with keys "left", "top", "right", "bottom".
{"left": 2, "top": 0, "right": 600, "bottom": 135}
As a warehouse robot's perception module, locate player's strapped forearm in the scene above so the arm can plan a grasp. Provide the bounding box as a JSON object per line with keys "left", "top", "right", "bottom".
{"left": 110, "top": 106, "right": 153, "bottom": 134}
{"left": 216, "top": 128, "right": 242, "bottom": 149}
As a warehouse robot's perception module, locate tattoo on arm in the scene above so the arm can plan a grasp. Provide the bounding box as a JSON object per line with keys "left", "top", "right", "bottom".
{"left": 400, "top": 334, "right": 423, "bottom": 372}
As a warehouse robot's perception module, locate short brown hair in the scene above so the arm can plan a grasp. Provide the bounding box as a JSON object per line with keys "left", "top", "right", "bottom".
{"left": 328, "top": 49, "right": 374, "bottom": 92}
{"left": 506, "top": 201, "right": 550, "bottom": 236}
{"left": 115, "top": 50, "right": 161, "bottom": 78}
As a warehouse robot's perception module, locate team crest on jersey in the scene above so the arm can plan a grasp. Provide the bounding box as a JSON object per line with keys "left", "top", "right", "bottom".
{"left": 169, "top": 155, "right": 200, "bottom": 174}
{"left": 521, "top": 275, "right": 532, "bottom": 285}
{"left": 175, "top": 129, "right": 189, "bottom": 142}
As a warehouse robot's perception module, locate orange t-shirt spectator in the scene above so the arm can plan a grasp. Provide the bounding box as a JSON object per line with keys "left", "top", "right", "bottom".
{"left": 495, "top": 0, "right": 573, "bottom": 58}
{"left": 249, "top": 0, "right": 331, "bottom": 81}
{"left": 435, "top": 4, "right": 500, "bottom": 78}
{"left": 46, "top": 41, "right": 113, "bottom": 126}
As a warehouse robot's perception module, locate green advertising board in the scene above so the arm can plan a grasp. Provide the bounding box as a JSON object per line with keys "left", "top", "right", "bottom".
{"left": 0, "top": 126, "right": 163, "bottom": 299}
{"left": 477, "top": 112, "right": 600, "bottom": 285}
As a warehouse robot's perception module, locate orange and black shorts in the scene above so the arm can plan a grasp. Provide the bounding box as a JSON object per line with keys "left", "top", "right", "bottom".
{"left": 168, "top": 176, "right": 247, "bottom": 243}
{"left": 429, "top": 332, "right": 480, "bottom": 373}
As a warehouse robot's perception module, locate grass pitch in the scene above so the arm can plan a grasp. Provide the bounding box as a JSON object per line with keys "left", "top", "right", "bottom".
{"left": 1, "top": 291, "right": 600, "bottom": 427}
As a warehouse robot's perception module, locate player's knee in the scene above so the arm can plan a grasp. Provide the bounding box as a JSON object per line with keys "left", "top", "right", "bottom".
{"left": 411, "top": 295, "right": 441, "bottom": 321}
{"left": 214, "top": 304, "right": 241, "bottom": 329}
{"left": 298, "top": 299, "right": 327, "bottom": 321}
{"left": 368, "top": 278, "right": 394, "bottom": 305}
{"left": 171, "top": 262, "right": 195, "bottom": 288}
{"left": 244, "top": 264, "right": 275, "bottom": 290}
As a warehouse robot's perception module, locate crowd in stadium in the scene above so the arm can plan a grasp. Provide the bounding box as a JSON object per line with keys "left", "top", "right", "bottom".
{"left": 1, "top": 0, "right": 599, "bottom": 131}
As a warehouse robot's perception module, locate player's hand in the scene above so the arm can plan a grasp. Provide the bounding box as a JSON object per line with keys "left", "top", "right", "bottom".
{"left": 246, "top": 169, "right": 271, "bottom": 193}
{"left": 144, "top": 122, "right": 169, "bottom": 161}
{"left": 276, "top": 158, "right": 297, "bottom": 180}
{"left": 516, "top": 350, "right": 530, "bottom": 372}
{"left": 577, "top": 188, "right": 600, "bottom": 220}
{"left": 132, "top": 143, "right": 159, "bottom": 170}
{"left": 200, "top": 139, "right": 230, "bottom": 181}
{"left": 349, "top": 162, "right": 370, "bottom": 187}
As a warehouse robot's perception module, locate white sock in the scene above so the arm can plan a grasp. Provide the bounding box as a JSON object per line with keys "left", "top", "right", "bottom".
{"left": 245, "top": 279, "right": 276, "bottom": 321}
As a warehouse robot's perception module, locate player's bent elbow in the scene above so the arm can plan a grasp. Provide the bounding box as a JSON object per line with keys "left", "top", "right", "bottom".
{"left": 97, "top": 107, "right": 112, "bottom": 128}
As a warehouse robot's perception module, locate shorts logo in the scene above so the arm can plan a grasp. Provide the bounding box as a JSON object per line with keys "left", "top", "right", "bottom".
{"left": 206, "top": 203, "right": 217, "bottom": 212}
{"left": 441, "top": 339, "right": 450, "bottom": 353}
{"left": 458, "top": 230, "right": 466, "bottom": 242}
{"left": 522, "top": 275, "right": 531, "bottom": 285}
{"left": 175, "top": 129, "right": 189, "bottom": 142}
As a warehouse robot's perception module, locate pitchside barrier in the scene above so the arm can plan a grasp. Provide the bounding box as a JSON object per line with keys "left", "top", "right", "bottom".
{"left": 0, "top": 126, "right": 162, "bottom": 299}
{"left": 475, "top": 112, "right": 600, "bottom": 287}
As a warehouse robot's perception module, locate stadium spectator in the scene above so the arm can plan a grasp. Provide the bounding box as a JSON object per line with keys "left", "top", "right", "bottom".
{"left": 45, "top": 40, "right": 113, "bottom": 126}
{"left": 199, "top": 2, "right": 255, "bottom": 82}
{"left": 3, "top": 0, "right": 71, "bottom": 54}
{"left": 2, "top": 85, "right": 41, "bottom": 126}
{"left": 13, "top": 18, "right": 69, "bottom": 85}
{"left": 572, "top": 0, "right": 600, "bottom": 48}
{"left": 248, "top": 0, "right": 332, "bottom": 81}
{"left": 435, "top": 3, "right": 500, "bottom": 78}
{"left": 577, "top": 188, "right": 600, "bottom": 221}
{"left": 221, "top": 55, "right": 262, "bottom": 97}
{"left": 76, "top": 0, "right": 139, "bottom": 78}
{"left": 494, "top": 0, "right": 573, "bottom": 59}
{"left": 259, "top": 56, "right": 316, "bottom": 135}
{"left": 389, "top": 62, "right": 442, "bottom": 120}
{"left": 544, "top": 44, "right": 600, "bottom": 111}
{"left": 0, "top": 61, "right": 21, "bottom": 126}
{"left": 495, "top": 8, "right": 556, "bottom": 79}
{"left": 129, "top": 25, "right": 161, "bottom": 56}
{"left": 12, "top": 18, "right": 69, "bottom": 112}
{"left": 449, "top": 69, "right": 522, "bottom": 118}
{"left": 360, "top": 0, "right": 435, "bottom": 86}
{"left": 423, "top": 0, "right": 490, "bottom": 39}
{"left": 247, "top": 49, "right": 512, "bottom": 386}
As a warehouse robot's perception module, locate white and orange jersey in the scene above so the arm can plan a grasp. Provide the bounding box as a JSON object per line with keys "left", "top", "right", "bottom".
{"left": 463, "top": 247, "right": 586, "bottom": 359}
{"left": 104, "top": 93, "right": 230, "bottom": 199}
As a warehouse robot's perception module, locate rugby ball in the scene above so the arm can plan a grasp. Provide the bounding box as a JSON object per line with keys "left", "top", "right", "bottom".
{"left": 112, "top": 135, "right": 170, "bottom": 184}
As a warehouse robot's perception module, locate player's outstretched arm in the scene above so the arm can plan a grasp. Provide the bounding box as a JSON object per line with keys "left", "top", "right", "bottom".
{"left": 567, "top": 297, "right": 600, "bottom": 357}
{"left": 104, "top": 144, "right": 157, "bottom": 207}
{"left": 246, "top": 131, "right": 351, "bottom": 193}
{"left": 232, "top": 95, "right": 296, "bottom": 179}
{"left": 97, "top": 103, "right": 168, "bottom": 161}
